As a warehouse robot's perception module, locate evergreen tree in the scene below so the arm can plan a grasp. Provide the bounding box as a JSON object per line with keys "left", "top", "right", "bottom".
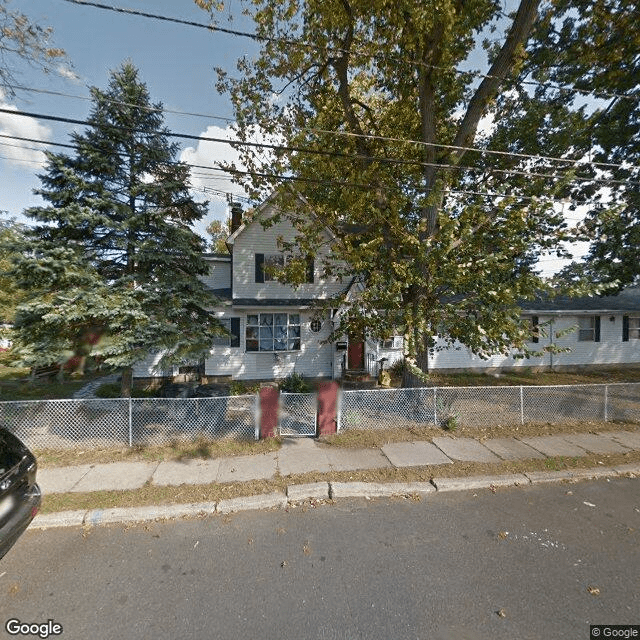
{"left": 13, "top": 62, "right": 224, "bottom": 394}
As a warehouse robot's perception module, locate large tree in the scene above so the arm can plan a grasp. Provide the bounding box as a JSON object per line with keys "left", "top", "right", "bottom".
{"left": 199, "top": 0, "right": 603, "bottom": 384}
{"left": 12, "top": 62, "right": 224, "bottom": 394}
{"left": 527, "top": 0, "right": 639, "bottom": 292}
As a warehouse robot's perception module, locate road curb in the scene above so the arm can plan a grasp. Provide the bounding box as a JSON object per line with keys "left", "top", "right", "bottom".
{"left": 432, "top": 473, "right": 530, "bottom": 492}
{"left": 30, "top": 468, "right": 637, "bottom": 529}
{"left": 217, "top": 492, "right": 288, "bottom": 514}
{"left": 330, "top": 481, "right": 436, "bottom": 499}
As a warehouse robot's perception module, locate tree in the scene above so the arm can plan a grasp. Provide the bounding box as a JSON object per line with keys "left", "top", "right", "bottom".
{"left": 0, "top": 218, "right": 26, "bottom": 324}
{"left": 0, "top": 0, "right": 66, "bottom": 96}
{"left": 206, "top": 219, "right": 230, "bottom": 253}
{"left": 525, "top": 0, "right": 639, "bottom": 292}
{"left": 12, "top": 62, "right": 224, "bottom": 395}
{"left": 199, "top": 0, "right": 593, "bottom": 384}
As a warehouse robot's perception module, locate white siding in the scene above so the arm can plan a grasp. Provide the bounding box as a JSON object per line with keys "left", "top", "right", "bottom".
{"left": 200, "top": 258, "right": 231, "bottom": 290}
{"left": 430, "top": 313, "right": 640, "bottom": 370}
{"left": 205, "top": 309, "right": 334, "bottom": 380}
{"left": 232, "top": 205, "right": 347, "bottom": 300}
{"left": 132, "top": 351, "right": 177, "bottom": 378}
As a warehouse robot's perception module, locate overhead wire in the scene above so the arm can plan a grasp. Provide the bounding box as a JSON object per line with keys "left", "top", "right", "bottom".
{"left": 61, "top": 0, "right": 638, "bottom": 103}
{"left": 9, "top": 82, "right": 638, "bottom": 173}
{"left": 1, "top": 106, "right": 637, "bottom": 188}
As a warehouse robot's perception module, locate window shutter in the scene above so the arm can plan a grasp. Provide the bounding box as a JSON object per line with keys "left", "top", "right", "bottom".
{"left": 623, "top": 315, "right": 629, "bottom": 342}
{"left": 306, "top": 255, "right": 314, "bottom": 283}
{"left": 255, "top": 253, "right": 264, "bottom": 283}
{"left": 531, "top": 316, "right": 539, "bottom": 344}
{"left": 594, "top": 316, "right": 601, "bottom": 342}
{"left": 230, "top": 318, "right": 240, "bottom": 348}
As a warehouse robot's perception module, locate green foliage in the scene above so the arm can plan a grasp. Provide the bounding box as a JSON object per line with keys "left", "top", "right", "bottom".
{"left": 203, "top": 0, "right": 596, "bottom": 385}
{"left": 278, "top": 372, "right": 311, "bottom": 393}
{"left": 229, "top": 380, "right": 261, "bottom": 396}
{"left": 0, "top": 219, "right": 27, "bottom": 324}
{"left": 11, "top": 63, "right": 226, "bottom": 383}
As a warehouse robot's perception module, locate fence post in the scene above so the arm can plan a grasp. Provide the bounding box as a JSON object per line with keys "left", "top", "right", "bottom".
{"left": 604, "top": 385, "right": 608, "bottom": 422}
{"left": 520, "top": 386, "right": 524, "bottom": 425}
{"left": 128, "top": 397, "right": 133, "bottom": 447}
{"left": 433, "top": 387, "right": 438, "bottom": 426}
{"left": 317, "top": 381, "right": 338, "bottom": 436}
{"left": 254, "top": 393, "right": 260, "bottom": 441}
{"left": 259, "top": 386, "right": 279, "bottom": 439}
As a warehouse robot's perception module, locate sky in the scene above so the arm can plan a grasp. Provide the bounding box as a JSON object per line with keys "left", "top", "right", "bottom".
{"left": 0, "top": 0, "right": 587, "bottom": 272}
{"left": 0, "top": 0, "right": 255, "bottom": 240}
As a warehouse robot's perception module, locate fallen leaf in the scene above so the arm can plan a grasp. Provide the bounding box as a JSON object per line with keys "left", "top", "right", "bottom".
{"left": 497, "top": 609, "right": 507, "bottom": 618}
{"left": 587, "top": 586, "right": 600, "bottom": 595}
{"left": 583, "top": 501, "right": 596, "bottom": 508}
{"left": 498, "top": 531, "right": 508, "bottom": 539}
{"left": 280, "top": 561, "right": 288, "bottom": 568}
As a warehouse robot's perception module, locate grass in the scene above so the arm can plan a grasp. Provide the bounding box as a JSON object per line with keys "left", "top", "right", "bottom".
{"left": 394, "top": 367, "right": 640, "bottom": 388}
{"left": 318, "top": 420, "right": 640, "bottom": 449}
{"left": 39, "top": 447, "right": 640, "bottom": 515}
{"left": 0, "top": 368, "right": 113, "bottom": 401}
{"left": 35, "top": 435, "right": 282, "bottom": 468}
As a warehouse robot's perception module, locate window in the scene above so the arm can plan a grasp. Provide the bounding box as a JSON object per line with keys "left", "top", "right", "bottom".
{"left": 246, "top": 313, "right": 300, "bottom": 351}
{"left": 578, "top": 315, "right": 600, "bottom": 342}
{"left": 255, "top": 253, "right": 314, "bottom": 283}
{"left": 623, "top": 316, "right": 640, "bottom": 341}
{"left": 212, "top": 318, "right": 240, "bottom": 347}
{"left": 310, "top": 319, "right": 322, "bottom": 333}
{"left": 530, "top": 316, "right": 539, "bottom": 344}
{"left": 380, "top": 336, "right": 402, "bottom": 349}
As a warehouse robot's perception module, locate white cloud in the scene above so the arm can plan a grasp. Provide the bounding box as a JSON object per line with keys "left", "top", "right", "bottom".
{"left": 180, "top": 124, "right": 248, "bottom": 197}
{"left": 0, "top": 90, "right": 52, "bottom": 168}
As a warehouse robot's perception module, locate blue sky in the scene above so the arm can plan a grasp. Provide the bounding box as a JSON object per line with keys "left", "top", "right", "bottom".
{"left": 0, "top": 0, "right": 586, "bottom": 271}
{"left": 0, "top": 0, "right": 255, "bottom": 239}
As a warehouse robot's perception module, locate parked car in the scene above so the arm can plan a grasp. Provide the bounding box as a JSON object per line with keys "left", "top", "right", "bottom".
{"left": 0, "top": 427, "right": 41, "bottom": 560}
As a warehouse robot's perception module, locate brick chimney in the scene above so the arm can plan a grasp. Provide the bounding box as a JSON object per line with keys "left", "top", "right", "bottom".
{"left": 230, "top": 202, "right": 243, "bottom": 234}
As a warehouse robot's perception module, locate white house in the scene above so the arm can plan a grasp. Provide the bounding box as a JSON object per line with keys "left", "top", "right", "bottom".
{"left": 133, "top": 198, "right": 640, "bottom": 382}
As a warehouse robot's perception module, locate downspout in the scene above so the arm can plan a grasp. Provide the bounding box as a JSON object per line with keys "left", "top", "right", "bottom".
{"left": 549, "top": 317, "right": 554, "bottom": 370}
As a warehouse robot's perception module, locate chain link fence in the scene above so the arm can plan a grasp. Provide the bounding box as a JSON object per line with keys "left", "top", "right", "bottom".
{"left": 0, "top": 395, "right": 257, "bottom": 450}
{"left": 339, "top": 382, "right": 640, "bottom": 431}
{"left": 279, "top": 392, "right": 317, "bottom": 437}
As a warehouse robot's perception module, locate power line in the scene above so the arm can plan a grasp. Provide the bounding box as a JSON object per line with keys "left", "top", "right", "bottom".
{"left": 61, "top": 0, "right": 638, "bottom": 103}
{"left": 2, "top": 106, "right": 637, "bottom": 188}
{"left": 9, "top": 83, "right": 638, "bottom": 173}
{"left": 0, "top": 130, "right": 632, "bottom": 208}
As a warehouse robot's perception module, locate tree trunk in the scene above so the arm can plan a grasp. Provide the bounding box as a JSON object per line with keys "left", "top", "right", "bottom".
{"left": 121, "top": 367, "right": 133, "bottom": 398}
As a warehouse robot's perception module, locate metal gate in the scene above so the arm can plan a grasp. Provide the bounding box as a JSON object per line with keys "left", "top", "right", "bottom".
{"left": 279, "top": 392, "right": 317, "bottom": 437}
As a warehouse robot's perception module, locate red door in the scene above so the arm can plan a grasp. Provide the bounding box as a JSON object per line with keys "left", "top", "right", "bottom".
{"left": 348, "top": 339, "right": 364, "bottom": 370}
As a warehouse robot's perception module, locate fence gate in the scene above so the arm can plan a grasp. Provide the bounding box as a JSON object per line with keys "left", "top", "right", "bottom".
{"left": 279, "top": 392, "right": 317, "bottom": 437}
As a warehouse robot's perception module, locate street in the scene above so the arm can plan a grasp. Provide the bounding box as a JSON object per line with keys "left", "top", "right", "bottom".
{"left": 1, "top": 478, "right": 638, "bottom": 640}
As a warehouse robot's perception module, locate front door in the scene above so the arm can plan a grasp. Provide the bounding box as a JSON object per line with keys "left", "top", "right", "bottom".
{"left": 348, "top": 338, "right": 364, "bottom": 370}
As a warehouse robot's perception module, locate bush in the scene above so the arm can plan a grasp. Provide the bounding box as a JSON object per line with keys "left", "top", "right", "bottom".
{"left": 389, "top": 358, "right": 406, "bottom": 377}
{"left": 278, "top": 372, "right": 311, "bottom": 393}
{"left": 229, "top": 380, "right": 261, "bottom": 396}
{"left": 95, "top": 383, "right": 120, "bottom": 398}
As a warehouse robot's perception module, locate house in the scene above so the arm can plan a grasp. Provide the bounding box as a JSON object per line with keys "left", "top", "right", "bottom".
{"left": 133, "top": 197, "right": 640, "bottom": 382}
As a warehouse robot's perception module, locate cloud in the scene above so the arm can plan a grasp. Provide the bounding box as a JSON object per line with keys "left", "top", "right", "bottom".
{"left": 180, "top": 124, "right": 248, "bottom": 197}
{"left": 0, "top": 91, "right": 52, "bottom": 168}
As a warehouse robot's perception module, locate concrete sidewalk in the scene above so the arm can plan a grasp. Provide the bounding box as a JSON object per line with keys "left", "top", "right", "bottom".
{"left": 37, "top": 429, "right": 640, "bottom": 495}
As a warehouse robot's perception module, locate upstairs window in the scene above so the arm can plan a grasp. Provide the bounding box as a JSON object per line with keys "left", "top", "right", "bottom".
{"left": 255, "top": 253, "right": 314, "bottom": 283}
{"left": 578, "top": 315, "right": 600, "bottom": 342}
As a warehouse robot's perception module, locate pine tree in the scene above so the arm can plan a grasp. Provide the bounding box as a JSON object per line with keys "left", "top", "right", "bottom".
{"left": 13, "top": 62, "right": 224, "bottom": 395}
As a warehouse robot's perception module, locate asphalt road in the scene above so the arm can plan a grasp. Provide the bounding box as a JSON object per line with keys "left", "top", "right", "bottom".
{"left": 1, "top": 478, "right": 639, "bottom": 640}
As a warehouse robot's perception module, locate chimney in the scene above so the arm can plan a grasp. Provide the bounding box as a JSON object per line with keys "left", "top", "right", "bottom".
{"left": 230, "top": 202, "right": 243, "bottom": 234}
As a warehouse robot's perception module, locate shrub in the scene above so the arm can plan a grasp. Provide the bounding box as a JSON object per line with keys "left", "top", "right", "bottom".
{"left": 95, "top": 383, "right": 121, "bottom": 398}
{"left": 278, "top": 372, "right": 311, "bottom": 393}
{"left": 389, "top": 358, "right": 406, "bottom": 377}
